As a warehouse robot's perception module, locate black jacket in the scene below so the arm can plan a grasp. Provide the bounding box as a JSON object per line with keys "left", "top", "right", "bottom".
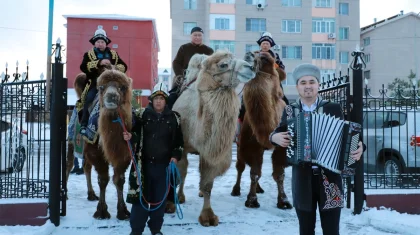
{"left": 270, "top": 98, "right": 349, "bottom": 212}
{"left": 140, "top": 104, "right": 183, "bottom": 164}
{"left": 80, "top": 47, "right": 128, "bottom": 88}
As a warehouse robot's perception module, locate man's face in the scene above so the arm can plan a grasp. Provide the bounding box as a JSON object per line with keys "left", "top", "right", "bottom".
{"left": 94, "top": 39, "right": 107, "bottom": 51}
{"left": 191, "top": 32, "right": 203, "bottom": 45}
{"left": 260, "top": 41, "right": 271, "bottom": 52}
{"left": 296, "top": 76, "right": 319, "bottom": 99}
{"left": 152, "top": 95, "right": 166, "bottom": 111}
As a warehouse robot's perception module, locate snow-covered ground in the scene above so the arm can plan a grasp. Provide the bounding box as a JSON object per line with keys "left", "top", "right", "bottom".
{"left": 1, "top": 144, "right": 420, "bottom": 235}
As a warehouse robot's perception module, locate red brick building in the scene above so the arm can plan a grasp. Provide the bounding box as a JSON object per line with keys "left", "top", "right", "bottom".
{"left": 63, "top": 14, "right": 159, "bottom": 106}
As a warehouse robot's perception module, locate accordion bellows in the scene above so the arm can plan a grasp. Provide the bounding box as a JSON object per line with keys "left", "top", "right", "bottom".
{"left": 286, "top": 112, "right": 361, "bottom": 175}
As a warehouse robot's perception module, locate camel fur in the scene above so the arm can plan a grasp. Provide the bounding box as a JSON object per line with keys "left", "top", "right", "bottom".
{"left": 231, "top": 51, "right": 293, "bottom": 210}
{"left": 66, "top": 66, "right": 134, "bottom": 220}
{"left": 171, "top": 50, "right": 256, "bottom": 226}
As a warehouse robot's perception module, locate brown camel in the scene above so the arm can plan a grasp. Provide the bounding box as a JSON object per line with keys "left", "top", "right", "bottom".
{"left": 171, "top": 50, "right": 256, "bottom": 226}
{"left": 86, "top": 69, "right": 133, "bottom": 220}
{"left": 231, "top": 51, "right": 293, "bottom": 210}
{"left": 65, "top": 72, "right": 98, "bottom": 201}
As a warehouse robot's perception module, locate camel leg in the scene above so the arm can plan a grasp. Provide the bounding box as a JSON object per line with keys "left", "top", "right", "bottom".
{"left": 91, "top": 156, "right": 111, "bottom": 219}
{"left": 113, "top": 162, "right": 131, "bottom": 220}
{"left": 231, "top": 151, "right": 245, "bottom": 196}
{"left": 272, "top": 147, "right": 293, "bottom": 210}
{"left": 198, "top": 155, "right": 231, "bottom": 227}
{"left": 165, "top": 152, "right": 188, "bottom": 213}
{"left": 65, "top": 143, "right": 74, "bottom": 200}
{"left": 84, "top": 159, "right": 99, "bottom": 201}
{"left": 176, "top": 152, "right": 189, "bottom": 204}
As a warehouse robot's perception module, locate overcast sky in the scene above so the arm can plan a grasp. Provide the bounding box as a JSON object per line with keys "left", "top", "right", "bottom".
{"left": 1, "top": 0, "right": 419, "bottom": 79}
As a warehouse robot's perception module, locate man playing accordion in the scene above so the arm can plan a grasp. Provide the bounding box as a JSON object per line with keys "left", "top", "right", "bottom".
{"left": 269, "top": 63, "right": 365, "bottom": 235}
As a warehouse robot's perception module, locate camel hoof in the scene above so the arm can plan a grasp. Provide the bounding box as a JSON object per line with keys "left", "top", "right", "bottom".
{"left": 245, "top": 195, "right": 260, "bottom": 208}
{"left": 230, "top": 185, "right": 241, "bottom": 196}
{"left": 87, "top": 191, "right": 99, "bottom": 201}
{"left": 256, "top": 184, "right": 265, "bottom": 194}
{"left": 198, "top": 191, "right": 203, "bottom": 197}
{"left": 93, "top": 202, "right": 111, "bottom": 220}
{"left": 277, "top": 199, "right": 293, "bottom": 210}
{"left": 198, "top": 208, "right": 219, "bottom": 227}
{"left": 116, "top": 203, "right": 131, "bottom": 220}
{"left": 178, "top": 193, "right": 186, "bottom": 204}
{"left": 165, "top": 201, "right": 176, "bottom": 214}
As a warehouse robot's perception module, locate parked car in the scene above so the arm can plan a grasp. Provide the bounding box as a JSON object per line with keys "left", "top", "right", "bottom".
{"left": 0, "top": 117, "right": 28, "bottom": 173}
{"left": 363, "top": 107, "right": 420, "bottom": 175}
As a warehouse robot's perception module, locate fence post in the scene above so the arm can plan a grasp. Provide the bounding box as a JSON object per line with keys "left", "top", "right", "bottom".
{"left": 350, "top": 45, "right": 366, "bottom": 215}
{"left": 49, "top": 38, "right": 65, "bottom": 226}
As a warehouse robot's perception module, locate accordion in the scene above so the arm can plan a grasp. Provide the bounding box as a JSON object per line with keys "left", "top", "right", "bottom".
{"left": 285, "top": 111, "right": 361, "bottom": 176}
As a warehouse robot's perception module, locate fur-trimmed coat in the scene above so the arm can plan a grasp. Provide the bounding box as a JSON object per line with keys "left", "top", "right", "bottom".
{"left": 80, "top": 47, "right": 128, "bottom": 88}
{"left": 126, "top": 105, "right": 184, "bottom": 204}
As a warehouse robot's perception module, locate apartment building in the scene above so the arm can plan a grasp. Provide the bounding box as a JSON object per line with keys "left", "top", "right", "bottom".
{"left": 360, "top": 11, "right": 420, "bottom": 94}
{"left": 170, "top": 0, "right": 360, "bottom": 100}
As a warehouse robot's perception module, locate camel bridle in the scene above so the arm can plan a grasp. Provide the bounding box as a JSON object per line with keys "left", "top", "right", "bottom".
{"left": 207, "top": 59, "right": 237, "bottom": 89}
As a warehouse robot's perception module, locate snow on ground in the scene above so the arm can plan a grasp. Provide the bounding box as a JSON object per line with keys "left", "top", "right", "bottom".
{"left": 1, "top": 144, "right": 420, "bottom": 235}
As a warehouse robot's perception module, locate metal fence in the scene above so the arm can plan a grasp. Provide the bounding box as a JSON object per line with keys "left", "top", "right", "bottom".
{"left": 363, "top": 84, "right": 420, "bottom": 189}
{"left": 0, "top": 41, "right": 67, "bottom": 226}
{"left": 0, "top": 62, "right": 50, "bottom": 199}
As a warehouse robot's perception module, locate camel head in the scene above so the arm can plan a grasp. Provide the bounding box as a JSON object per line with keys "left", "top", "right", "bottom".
{"left": 200, "top": 50, "right": 255, "bottom": 89}
{"left": 97, "top": 69, "right": 132, "bottom": 110}
{"left": 244, "top": 51, "right": 276, "bottom": 74}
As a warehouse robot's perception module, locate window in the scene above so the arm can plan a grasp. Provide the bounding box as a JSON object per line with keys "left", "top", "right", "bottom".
{"left": 246, "top": 0, "right": 265, "bottom": 5}
{"left": 282, "top": 72, "right": 296, "bottom": 86}
{"left": 282, "top": 46, "right": 302, "bottom": 59}
{"left": 363, "top": 112, "right": 387, "bottom": 129}
{"left": 363, "top": 37, "right": 371, "bottom": 46}
{"left": 321, "top": 69, "right": 335, "bottom": 81}
{"left": 339, "top": 3, "right": 349, "bottom": 15}
{"left": 315, "top": 0, "right": 333, "bottom": 8}
{"left": 245, "top": 44, "right": 260, "bottom": 52}
{"left": 364, "top": 54, "right": 371, "bottom": 63}
{"left": 246, "top": 18, "right": 266, "bottom": 32}
{"left": 312, "top": 18, "right": 335, "bottom": 33}
{"left": 282, "top": 0, "right": 301, "bottom": 7}
{"left": 312, "top": 43, "right": 335, "bottom": 60}
{"left": 215, "top": 18, "right": 230, "bottom": 30}
{"left": 184, "top": 0, "right": 197, "bottom": 10}
{"left": 364, "top": 70, "right": 370, "bottom": 79}
{"left": 339, "top": 27, "right": 349, "bottom": 40}
{"left": 213, "top": 0, "right": 235, "bottom": 3}
{"left": 184, "top": 22, "right": 197, "bottom": 35}
{"left": 282, "top": 20, "right": 302, "bottom": 33}
{"left": 339, "top": 51, "right": 349, "bottom": 64}
{"left": 210, "top": 40, "right": 235, "bottom": 53}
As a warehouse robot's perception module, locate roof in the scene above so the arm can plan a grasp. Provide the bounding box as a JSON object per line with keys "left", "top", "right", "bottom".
{"left": 62, "top": 14, "right": 160, "bottom": 52}
{"left": 361, "top": 12, "right": 420, "bottom": 35}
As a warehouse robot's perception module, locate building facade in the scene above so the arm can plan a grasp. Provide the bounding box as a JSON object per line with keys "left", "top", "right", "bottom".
{"left": 360, "top": 11, "right": 420, "bottom": 94}
{"left": 171, "top": 0, "right": 360, "bottom": 100}
{"left": 64, "top": 14, "right": 159, "bottom": 106}
{"left": 158, "top": 68, "right": 172, "bottom": 89}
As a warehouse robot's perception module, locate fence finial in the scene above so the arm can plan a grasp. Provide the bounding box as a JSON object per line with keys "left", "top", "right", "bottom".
{"left": 5, "top": 62, "right": 8, "bottom": 68}
{"left": 56, "top": 38, "right": 61, "bottom": 44}
{"left": 40, "top": 73, "right": 44, "bottom": 80}
{"left": 350, "top": 44, "right": 366, "bottom": 71}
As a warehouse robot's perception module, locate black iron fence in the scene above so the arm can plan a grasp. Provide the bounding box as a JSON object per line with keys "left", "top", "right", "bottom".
{"left": 363, "top": 84, "right": 420, "bottom": 189}
{"left": 0, "top": 41, "right": 67, "bottom": 226}
{"left": 0, "top": 62, "right": 50, "bottom": 199}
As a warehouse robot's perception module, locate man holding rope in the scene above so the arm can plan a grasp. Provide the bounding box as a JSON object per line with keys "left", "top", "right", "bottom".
{"left": 125, "top": 82, "right": 184, "bottom": 235}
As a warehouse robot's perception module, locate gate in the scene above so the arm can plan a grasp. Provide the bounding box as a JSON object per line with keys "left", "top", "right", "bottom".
{"left": 0, "top": 40, "right": 67, "bottom": 226}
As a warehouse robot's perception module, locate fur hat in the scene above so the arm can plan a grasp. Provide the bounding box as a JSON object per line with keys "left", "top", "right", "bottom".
{"left": 149, "top": 82, "right": 169, "bottom": 101}
{"left": 257, "top": 32, "right": 276, "bottom": 47}
{"left": 89, "top": 27, "right": 111, "bottom": 45}
{"left": 292, "top": 63, "right": 321, "bottom": 84}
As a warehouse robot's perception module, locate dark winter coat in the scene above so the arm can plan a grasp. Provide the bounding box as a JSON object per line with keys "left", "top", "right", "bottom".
{"left": 126, "top": 104, "right": 184, "bottom": 204}
{"left": 172, "top": 42, "right": 214, "bottom": 77}
{"left": 80, "top": 47, "right": 128, "bottom": 88}
{"left": 270, "top": 98, "right": 346, "bottom": 212}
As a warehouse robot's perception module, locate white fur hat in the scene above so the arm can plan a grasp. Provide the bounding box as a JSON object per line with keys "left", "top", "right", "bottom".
{"left": 149, "top": 82, "right": 169, "bottom": 100}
